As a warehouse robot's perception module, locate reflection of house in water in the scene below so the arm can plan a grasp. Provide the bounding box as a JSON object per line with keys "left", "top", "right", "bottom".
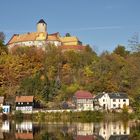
{"left": 74, "top": 122, "right": 130, "bottom": 140}
{"left": 109, "top": 135, "right": 129, "bottom": 140}
{"left": 74, "top": 123, "right": 99, "bottom": 140}
{"left": 0, "top": 121, "right": 14, "bottom": 140}
{"left": 15, "top": 121, "right": 33, "bottom": 139}
{"left": 99, "top": 121, "right": 130, "bottom": 140}
{"left": 75, "top": 135, "right": 97, "bottom": 140}
{"left": 76, "top": 123, "right": 94, "bottom": 136}
{"left": 1, "top": 121, "right": 10, "bottom": 133}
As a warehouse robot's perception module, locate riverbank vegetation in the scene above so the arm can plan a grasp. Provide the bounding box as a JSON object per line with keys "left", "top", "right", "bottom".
{"left": 11, "top": 110, "right": 137, "bottom": 122}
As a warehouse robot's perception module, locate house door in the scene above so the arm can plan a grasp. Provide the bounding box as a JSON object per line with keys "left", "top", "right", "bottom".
{"left": 103, "top": 104, "right": 106, "bottom": 109}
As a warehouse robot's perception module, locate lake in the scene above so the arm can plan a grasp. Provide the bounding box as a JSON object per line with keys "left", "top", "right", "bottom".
{"left": 0, "top": 120, "right": 140, "bottom": 140}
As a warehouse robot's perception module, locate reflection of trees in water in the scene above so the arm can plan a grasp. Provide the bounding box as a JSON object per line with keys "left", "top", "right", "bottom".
{"left": 129, "top": 123, "right": 140, "bottom": 140}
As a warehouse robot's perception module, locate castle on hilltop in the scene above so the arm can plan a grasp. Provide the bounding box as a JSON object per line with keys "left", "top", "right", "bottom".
{"left": 7, "top": 19, "right": 85, "bottom": 51}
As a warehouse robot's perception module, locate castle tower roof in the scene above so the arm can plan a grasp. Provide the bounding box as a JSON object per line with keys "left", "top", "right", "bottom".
{"left": 37, "top": 19, "right": 47, "bottom": 24}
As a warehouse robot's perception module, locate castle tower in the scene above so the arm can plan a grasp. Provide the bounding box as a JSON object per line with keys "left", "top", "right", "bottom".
{"left": 37, "top": 19, "right": 47, "bottom": 32}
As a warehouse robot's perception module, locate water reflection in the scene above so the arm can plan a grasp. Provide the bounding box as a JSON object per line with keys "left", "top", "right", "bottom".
{"left": 0, "top": 120, "right": 139, "bottom": 140}
{"left": 15, "top": 121, "right": 33, "bottom": 139}
{"left": 98, "top": 122, "right": 129, "bottom": 140}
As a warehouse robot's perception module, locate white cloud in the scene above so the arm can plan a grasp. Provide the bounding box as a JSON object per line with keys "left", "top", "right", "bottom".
{"left": 68, "top": 26, "right": 122, "bottom": 31}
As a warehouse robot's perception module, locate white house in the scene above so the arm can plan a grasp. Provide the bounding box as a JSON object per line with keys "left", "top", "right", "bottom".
{"left": 73, "top": 90, "right": 93, "bottom": 111}
{"left": 15, "top": 96, "right": 34, "bottom": 113}
{"left": 94, "top": 92, "right": 129, "bottom": 110}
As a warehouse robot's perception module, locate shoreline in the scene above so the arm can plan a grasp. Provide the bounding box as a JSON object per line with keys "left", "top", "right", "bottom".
{"left": 1, "top": 110, "right": 137, "bottom": 122}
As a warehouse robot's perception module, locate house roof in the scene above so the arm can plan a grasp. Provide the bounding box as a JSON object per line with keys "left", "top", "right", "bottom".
{"left": 0, "top": 96, "right": 4, "bottom": 104}
{"left": 75, "top": 135, "right": 94, "bottom": 140}
{"left": 94, "top": 92, "right": 128, "bottom": 99}
{"left": 49, "top": 32, "right": 60, "bottom": 37}
{"left": 60, "top": 45, "right": 85, "bottom": 51}
{"left": 15, "top": 96, "right": 34, "bottom": 103}
{"left": 75, "top": 90, "right": 93, "bottom": 99}
{"left": 7, "top": 32, "right": 47, "bottom": 45}
{"left": 109, "top": 135, "right": 129, "bottom": 140}
{"left": 94, "top": 93, "right": 104, "bottom": 99}
{"left": 47, "top": 35, "right": 60, "bottom": 41}
{"left": 37, "top": 19, "right": 46, "bottom": 24}
{"left": 15, "top": 133, "right": 33, "bottom": 139}
{"left": 108, "top": 93, "right": 128, "bottom": 99}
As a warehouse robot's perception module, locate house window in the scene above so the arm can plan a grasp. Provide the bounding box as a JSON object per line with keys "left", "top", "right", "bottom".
{"left": 113, "top": 104, "right": 116, "bottom": 107}
{"left": 119, "top": 99, "right": 120, "bottom": 102}
{"left": 124, "top": 131, "right": 126, "bottom": 134}
{"left": 113, "top": 99, "right": 116, "bottom": 102}
{"left": 123, "top": 99, "right": 126, "bottom": 102}
{"left": 118, "top": 104, "right": 121, "bottom": 108}
{"left": 113, "top": 132, "right": 116, "bottom": 135}
{"left": 119, "top": 125, "right": 121, "bottom": 129}
{"left": 103, "top": 99, "right": 105, "bottom": 102}
{"left": 119, "top": 132, "right": 121, "bottom": 134}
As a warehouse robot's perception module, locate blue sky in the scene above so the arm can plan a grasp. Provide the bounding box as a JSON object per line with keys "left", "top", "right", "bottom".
{"left": 0, "top": 0, "right": 140, "bottom": 53}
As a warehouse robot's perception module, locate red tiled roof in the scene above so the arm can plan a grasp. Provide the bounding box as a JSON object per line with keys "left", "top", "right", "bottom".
{"left": 75, "top": 90, "right": 93, "bottom": 99}
{"left": 60, "top": 45, "right": 85, "bottom": 51}
{"left": 75, "top": 135, "right": 94, "bottom": 140}
{"left": 15, "top": 96, "right": 34, "bottom": 103}
{"left": 15, "top": 133, "right": 33, "bottom": 139}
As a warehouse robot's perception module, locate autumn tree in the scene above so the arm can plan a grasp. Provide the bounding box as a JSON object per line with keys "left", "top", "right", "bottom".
{"left": 113, "top": 45, "right": 129, "bottom": 57}
{"left": 0, "top": 32, "right": 7, "bottom": 55}
{"left": 65, "top": 33, "right": 71, "bottom": 37}
{"left": 128, "top": 32, "right": 140, "bottom": 52}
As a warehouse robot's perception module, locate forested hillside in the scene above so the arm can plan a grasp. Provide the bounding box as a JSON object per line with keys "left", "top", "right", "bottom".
{"left": 1, "top": 32, "right": 140, "bottom": 108}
